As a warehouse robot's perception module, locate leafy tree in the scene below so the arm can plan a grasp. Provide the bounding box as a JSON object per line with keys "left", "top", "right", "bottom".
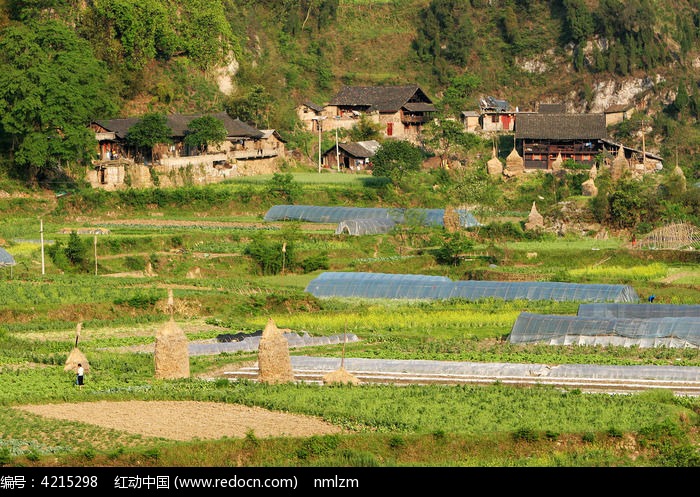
{"left": 184, "top": 115, "right": 227, "bottom": 154}
{"left": 441, "top": 73, "right": 481, "bottom": 117}
{"left": 226, "top": 85, "right": 273, "bottom": 128}
{"left": 65, "top": 231, "right": 89, "bottom": 268}
{"left": 423, "top": 119, "right": 467, "bottom": 166}
{"left": 563, "top": 0, "right": 594, "bottom": 44}
{"left": 346, "top": 115, "right": 382, "bottom": 142}
{"left": 126, "top": 113, "right": 172, "bottom": 161}
{"left": 673, "top": 82, "right": 689, "bottom": 117}
{"left": 245, "top": 235, "right": 295, "bottom": 276}
{"left": 371, "top": 140, "right": 425, "bottom": 181}
{"left": 266, "top": 172, "right": 302, "bottom": 202}
{"left": 434, "top": 231, "right": 474, "bottom": 266}
{"left": 0, "top": 20, "right": 117, "bottom": 184}
{"left": 413, "top": 0, "right": 475, "bottom": 79}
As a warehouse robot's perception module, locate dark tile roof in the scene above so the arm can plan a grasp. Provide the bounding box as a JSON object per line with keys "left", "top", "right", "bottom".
{"left": 323, "top": 140, "right": 380, "bottom": 158}
{"left": 303, "top": 101, "right": 325, "bottom": 112}
{"left": 328, "top": 85, "right": 433, "bottom": 113}
{"left": 95, "top": 112, "right": 263, "bottom": 140}
{"left": 538, "top": 103, "right": 566, "bottom": 113}
{"left": 605, "top": 104, "right": 633, "bottom": 113}
{"left": 516, "top": 113, "right": 608, "bottom": 140}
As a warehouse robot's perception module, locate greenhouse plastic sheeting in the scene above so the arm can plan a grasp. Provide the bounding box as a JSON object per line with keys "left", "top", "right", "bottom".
{"left": 264, "top": 205, "right": 480, "bottom": 228}
{"left": 335, "top": 218, "right": 396, "bottom": 235}
{"left": 0, "top": 247, "right": 16, "bottom": 266}
{"left": 578, "top": 303, "right": 700, "bottom": 319}
{"left": 509, "top": 312, "right": 700, "bottom": 347}
{"left": 288, "top": 355, "right": 700, "bottom": 381}
{"left": 304, "top": 272, "right": 639, "bottom": 303}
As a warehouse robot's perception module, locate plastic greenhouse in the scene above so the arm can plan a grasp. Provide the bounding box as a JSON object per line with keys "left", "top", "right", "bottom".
{"left": 0, "top": 247, "right": 16, "bottom": 266}
{"left": 264, "top": 205, "right": 480, "bottom": 228}
{"left": 304, "top": 272, "right": 640, "bottom": 302}
{"left": 578, "top": 303, "right": 700, "bottom": 319}
{"left": 508, "top": 312, "right": 700, "bottom": 348}
{"left": 335, "top": 218, "right": 396, "bottom": 235}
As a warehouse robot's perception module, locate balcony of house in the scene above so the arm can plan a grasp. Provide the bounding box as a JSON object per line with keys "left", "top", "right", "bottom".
{"left": 230, "top": 148, "right": 280, "bottom": 160}
{"left": 159, "top": 152, "right": 227, "bottom": 168}
{"left": 401, "top": 114, "right": 430, "bottom": 125}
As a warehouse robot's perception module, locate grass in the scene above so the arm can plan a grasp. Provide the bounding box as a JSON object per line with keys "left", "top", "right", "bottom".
{"left": 2, "top": 178, "right": 700, "bottom": 468}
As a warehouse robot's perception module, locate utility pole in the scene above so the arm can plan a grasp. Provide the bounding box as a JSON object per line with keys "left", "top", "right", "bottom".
{"left": 640, "top": 118, "right": 649, "bottom": 167}
{"left": 335, "top": 127, "right": 340, "bottom": 172}
{"left": 40, "top": 218, "right": 45, "bottom": 275}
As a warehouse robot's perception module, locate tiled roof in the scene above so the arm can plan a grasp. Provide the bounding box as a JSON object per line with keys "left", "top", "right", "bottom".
{"left": 328, "top": 85, "right": 432, "bottom": 113}
{"left": 605, "top": 104, "right": 632, "bottom": 113}
{"left": 538, "top": 103, "right": 566, "bottom": 113}
{"left": 516, "top": 113, "right": 608, "bottom": 140}
{"left": 324, "top": 140, "right": 380, "bottom": 158}
{"left": 303, "top": 101, "right": 325, "bottom": 112}
{"left": 95, "top": 112, "right": 263, "bottom": 140}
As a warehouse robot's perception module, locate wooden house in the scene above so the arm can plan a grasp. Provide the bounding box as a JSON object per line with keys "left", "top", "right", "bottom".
{"left": 515, "top": 112, "right": 663, "bottom": 173}
{"left": 317, "top": 85, "right": 437, "bottom": 143}
{"left": 321, "top": 140, "right": 380, "bottom": 172}
{"left": 515, "top": 113, "right": 609, "bottom": 170}
{"left": 89, "top": 112, "right": 282, "bottom": 189}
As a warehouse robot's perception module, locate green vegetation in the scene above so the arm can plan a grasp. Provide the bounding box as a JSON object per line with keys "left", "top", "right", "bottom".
{"left": 2, "top": 173, "right": 700, "bottom": 468}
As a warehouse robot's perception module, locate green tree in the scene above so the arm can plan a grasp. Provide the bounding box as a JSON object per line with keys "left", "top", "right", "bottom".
{"left": 126, "top": 113, "right": 172, "bottom": 161}
{"left": 673, "top": 82, "right": 689, "bottom": 117}
{"left": 563, "top": 0, "right": 594, "bottom": 44}
{"left": 226, "top": 85, "right": 272, "bottom": 128}
{"left": 423, "top": 119, "right": 467, "bottom": 166}
{"left": 434, "top": 231, "right": 474, "bottom": 266}
{"left": 184, "top": 115, "right": 227, "bottom": 154}
{"left": 371, "top": 140, "right": 425, "bottom": 181}
{"left": 0, "top": 20, "right": 117, "bottom": 184}
{"left": 441, "top": 73, "right": 481, "bottom": 117}
{"left": 413, "top": 0, "right": 475, "bottom": 79}
{"left": 245, "top": 234, "right": 294, "bottom": 276}
{"left": 347, "top": 115, "right": 382, "bottom": 142}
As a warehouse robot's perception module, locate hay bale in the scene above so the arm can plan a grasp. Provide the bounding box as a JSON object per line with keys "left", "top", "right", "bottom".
{"left": 64, "top": 348, "right": 89, "bottom": 373}
{"left": 503, "top": 147, "right": 524, "bottom": 177}
{"left": 581, "top": 178, "right": 598, "bottom": 197}
{"left": 486, "top": 147, "right": 503, "bottom": 176}
{"left": 524, "top": 201, "right": 544, "bottom": 231}
{"left": 323, "top": 367, "right": 360, "bottom": 385}
{"left": 154, "top": 318, "right": 190, "bottom": 379}
{"left": 443, "top": 205, "right": 460, "bottom": 233}
{"left": 257, "top": 318, "right": 294, "bottom": 384}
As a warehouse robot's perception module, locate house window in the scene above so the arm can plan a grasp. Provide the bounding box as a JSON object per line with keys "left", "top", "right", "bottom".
{"left": 387, "top": 122, "right": 393, "bottom": 136}
{"left": 491, "top": 115, "right": 499, "bottom": 123}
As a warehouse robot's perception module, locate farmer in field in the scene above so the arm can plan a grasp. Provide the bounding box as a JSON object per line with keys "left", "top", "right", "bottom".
{"left": 76, "top": 363, "right": 84, "bottom": 388}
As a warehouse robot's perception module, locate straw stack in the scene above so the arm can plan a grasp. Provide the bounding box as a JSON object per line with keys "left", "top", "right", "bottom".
{"left": 257, "top": 318, "right": 294, "bottom": 384}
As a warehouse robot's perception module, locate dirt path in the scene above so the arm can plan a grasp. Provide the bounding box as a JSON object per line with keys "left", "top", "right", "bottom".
{"left": 16, "top": 400, "right": 345, "bottom": 441}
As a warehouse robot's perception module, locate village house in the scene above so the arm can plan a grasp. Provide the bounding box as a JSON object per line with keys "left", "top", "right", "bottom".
{"left": 604, "top": 103, "right": 634, "bottom": 127}
{"left": 298, "top": 85, "right": 437, "bottom": 143}
{"left": 514, "top": 112, "right": 662, "bottom": 173}
{"left": 89, "top": 112, "right": 284, "bottom": 190}
{"left": 478, "top": 96, "right": 517, "bottom": 133}
{"left": 321, "top": 140, "right": 380, "bottom": 172}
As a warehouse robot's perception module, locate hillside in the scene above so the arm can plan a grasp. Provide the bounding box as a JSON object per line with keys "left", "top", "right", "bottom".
{"left": 1, "top": 0, "right": 700, "bottom": 185}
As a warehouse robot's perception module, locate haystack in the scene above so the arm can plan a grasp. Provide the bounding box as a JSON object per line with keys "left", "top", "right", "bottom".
{"left": 443, "top": 205, "right": 460, "bottom": 233}
{"left": 503, "top": 147, "right": 524, "bottom": 177}
{"left": 257, "top": 318, "right": 294, "bottom": 384}
{"left": 486, "top": 147, "right": 503, "bottom": 176}
{"left": 154, "top": 317, "right": 190, "bottom": 379}
{"left": 323, "top": 367, "right": 360, "bottom": 385}
{"left": 581, "top": 178, "right": 598, "bottom": 197}
{"left": 524, "top": 201, "right": 544, "bottom": 231}
{"left": 611, "top": 146, "right": 627, "bottom": 180}
{"left": 550, "top": 152, "right": 563, "bottom": 172}
{"left": 64, "top": 322, "right": 90, "bottom": 373}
